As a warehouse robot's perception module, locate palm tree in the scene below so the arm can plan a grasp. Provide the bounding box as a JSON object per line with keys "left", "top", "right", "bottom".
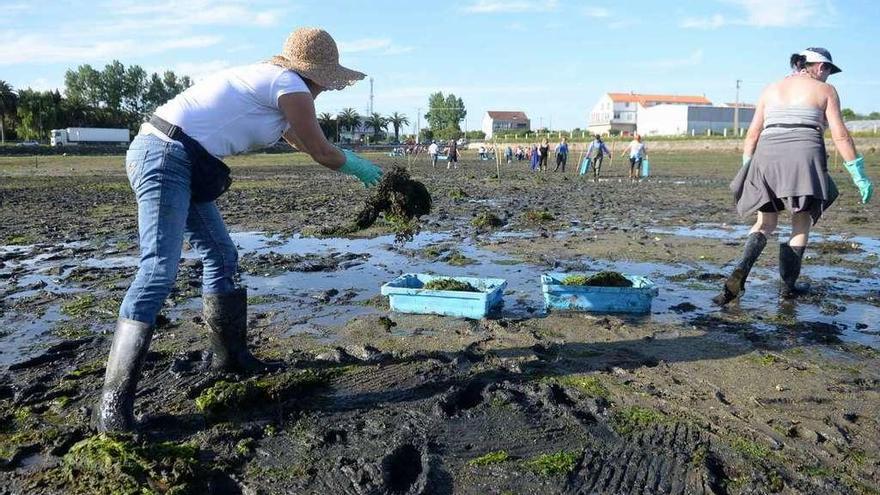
{"left": 0, "top": 81, "right": 18, "bottom": 144}
{"left": 337, "top": 108, "right": 360, "bottom": 134}
{"left": 318, "top": 112, "right": 337, "bottom": 141}
{"left": 364, "top": 112, "right": 388, "bottom": 141}
{"left": 386, "top": 112, "right": 409, "bottom": 143}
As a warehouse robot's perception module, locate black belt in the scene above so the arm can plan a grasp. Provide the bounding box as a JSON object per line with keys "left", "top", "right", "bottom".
{"left": 149, "top": 115, "right": 196, "bottom": 146}
{"left": 764, "top": 123, "right": 822, "bottom": 132}
{"left": 147, "top": 115, "right": 232, "bottom": 202}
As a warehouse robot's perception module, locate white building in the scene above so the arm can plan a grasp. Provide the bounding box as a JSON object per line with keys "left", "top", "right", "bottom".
{"left": 588, "top": 93, "right": 713, "bottom": 135}
{"left": 637, "top": 104, "right": 756, "bottom": 136}
{"left": 482, "top": 111, "right": 530, "bottom": 138}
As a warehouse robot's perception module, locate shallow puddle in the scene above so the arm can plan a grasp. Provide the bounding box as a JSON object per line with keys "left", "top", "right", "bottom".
{"left": 2, "top": 226, "right": 879, "bottom": 368}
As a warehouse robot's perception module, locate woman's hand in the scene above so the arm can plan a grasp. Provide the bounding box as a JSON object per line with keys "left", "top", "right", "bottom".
{"left": 844, "top": 155, "right": 873, "bottom": 204}
{"left": 339, "top": 149, "right": 382, "bottom": 187}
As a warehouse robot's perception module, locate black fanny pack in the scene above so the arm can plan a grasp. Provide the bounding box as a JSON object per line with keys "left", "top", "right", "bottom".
{"left": 148, "top": 115, "right": 232, "bottom": 203}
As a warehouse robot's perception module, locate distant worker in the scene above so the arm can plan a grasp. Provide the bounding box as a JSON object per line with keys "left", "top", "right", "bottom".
{"left": 538, "top": 138, "right": 550, "bottom": 172}
{"left": 554, "top": 137, "right": 569, "bottom": 172}
{"left": 516, "top": 145, "right": 525, "bottom": 161}
{"left": 478, "top": 145, "right": 487, "bottom": 160}
{"left": 586, "top": 134, "right": 611, "bottom": 181}
{"left": 428, "top": 140, "right": 439, "bottom": 168}
{"left": 505, "top": 145, "right": 513, "bottom": 164}
{"left": 446, "top": 140, "right": 459, "bottom": 169}
{"left": 529, "top": 143, "right": 539, "bottom": 171}
{"left": 715, "top": 47, "right": 872, "bottom": 305}
{"left": 622, "top": 133, "right": 647, "bottom": 181}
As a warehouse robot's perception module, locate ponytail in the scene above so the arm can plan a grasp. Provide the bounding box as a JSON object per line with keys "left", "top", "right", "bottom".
{"left": 790, "top": 53, "right": 807, "bottom": 71}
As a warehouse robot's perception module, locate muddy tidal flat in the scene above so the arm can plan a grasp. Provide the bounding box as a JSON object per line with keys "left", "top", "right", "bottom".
{"left": 1, "top": 147, "right": 879, "bottom": 494}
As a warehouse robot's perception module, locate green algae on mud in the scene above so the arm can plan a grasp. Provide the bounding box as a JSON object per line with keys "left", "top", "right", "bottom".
{"left": 194, "top": 369, "right": 335, "bottom": 419}
{"left": 57, "top": 434, "right": 202, "bottom": 495}
{"left": 523, "top": 451, "right": 580, "bottom": 476}
{"left": 471, "top": 211, "right": 505, "bottom": 229}
{"left": 562, "top": 271, "right": 632, "bottom": 287}
{"left": 468, "top": 450, "right": 511, "bottom": 466}
{"left": 611, "top": 405, "right": 669, "bottom": 435}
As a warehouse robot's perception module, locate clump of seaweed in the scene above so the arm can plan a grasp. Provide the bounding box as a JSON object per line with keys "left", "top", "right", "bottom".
{"left": 316, "top": 166, "right": 432, "bottom": 243}
{"left": 561, "top": 272, "right": 632, "bottom": 287}
{"left": 423, "top": 278, "right": 480, "bottom": 292}
{"left": 471, "top": 212, "right": 504, "bottom": 229}
{"left": 195, "top": 369, "right": 334, "bottom": 419}
{"left": 59, "top": 434, "right": 203, "bottom": 494}
{"left": 355, "top": 165, "right": 432, "bottom": 243}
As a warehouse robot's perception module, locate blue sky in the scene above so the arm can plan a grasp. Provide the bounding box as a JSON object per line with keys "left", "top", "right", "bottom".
{"left": 2, "top": 0, "right": 878, "bottom": 130}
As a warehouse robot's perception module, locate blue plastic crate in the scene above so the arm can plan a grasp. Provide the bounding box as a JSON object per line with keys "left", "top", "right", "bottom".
{"left": 381, "top": 273, "right": 507, "bottom": 319}
{"left": 542, "top": 272, "right": 658, "bottom": 314}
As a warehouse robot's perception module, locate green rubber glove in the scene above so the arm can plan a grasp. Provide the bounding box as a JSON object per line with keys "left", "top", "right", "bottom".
{"left": 844, "top": 154, "right": 873, "bottom": 204}
{"left": 742, "top": 155, "right": 752, "bottom": 168}
{"left": 339, "top": 149, "right": 382, "bottom": 187}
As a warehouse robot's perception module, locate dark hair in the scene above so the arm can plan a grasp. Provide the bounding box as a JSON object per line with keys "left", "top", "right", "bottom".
{"left": 790, "top": 53, "right": 807, "bottom": 71}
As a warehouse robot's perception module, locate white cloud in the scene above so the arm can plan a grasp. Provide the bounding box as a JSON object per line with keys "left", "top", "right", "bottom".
{"left": 338, "top": 38, "right": 414, "bottom": 56}
{"left": 583, "top": 6, "right": 611, "bottom": 18}
{"left": 644, "top": 49, "right": 705, "bottom": 69}
{"left": 680, "top": 14, "right": 727, "bottom": 29}
{"left": 111, "top": 0, "right": 285, "bottom": 27}
{"left": 463, "top": 0, "right": 558, "bottom": 14}
{"left": 728, "top": 0, "right": 823, "bottom": 27}
{"left": 169, "top": 60, "right": 232, "bottom": 81}
{"left": 682, "top": 0, "right": 836, "bottom": 29}
{"left": 0, "top": 32, "right": 222, "bottom": 66}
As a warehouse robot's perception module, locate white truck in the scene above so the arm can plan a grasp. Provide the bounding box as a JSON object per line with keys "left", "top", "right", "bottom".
{"left": 50, "top": 127, "right": 130, "bottom": 147}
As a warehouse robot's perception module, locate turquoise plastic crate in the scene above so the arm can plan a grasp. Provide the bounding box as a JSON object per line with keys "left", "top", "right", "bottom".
{"left": 542, "top": 272, "right": 658, "bottom": 314}
{"left": 381, "top": 273, "right": 507, "bottom": 319}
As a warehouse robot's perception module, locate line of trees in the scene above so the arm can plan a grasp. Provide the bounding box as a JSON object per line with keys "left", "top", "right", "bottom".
{"left": 842, "top": 108, "right": 880, "bottom": 121}
{"left": 316, "top": 109, "right": 411, "bottom": 143}
{"left": 0, "top": 61, "right": 192, "bottom": 143}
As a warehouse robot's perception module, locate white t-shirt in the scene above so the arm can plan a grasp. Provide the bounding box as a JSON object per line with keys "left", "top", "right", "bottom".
{"left": 154, "top": 63, "right": 310, "bottom": 157}
{"left": 428, "top": 143, "right": 439, "bottom": 155}
{"left": 628, "top": 141, "right": 646, "bottom": 159}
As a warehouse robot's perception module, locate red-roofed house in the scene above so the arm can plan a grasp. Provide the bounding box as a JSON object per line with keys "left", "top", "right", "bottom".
{"left": 588, "top": 92, "right": 713, "bottom": 135}
{"left": 482, "top": 111, "right": 531, "bottom": 138}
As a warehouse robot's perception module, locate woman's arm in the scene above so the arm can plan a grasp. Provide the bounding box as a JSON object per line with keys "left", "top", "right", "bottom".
{"left": 742, "top": 94, "right": 766, "bottom": 158}
{"left": 825, "top": 84, "right": 857, "bottom": 162}
{"left": 278, "top": 92, "right": 345, "bottom": 170}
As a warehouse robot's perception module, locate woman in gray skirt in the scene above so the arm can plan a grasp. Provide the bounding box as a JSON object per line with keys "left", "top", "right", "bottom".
{"left": 714, "top": 47, "right": 873, "bottom": 305}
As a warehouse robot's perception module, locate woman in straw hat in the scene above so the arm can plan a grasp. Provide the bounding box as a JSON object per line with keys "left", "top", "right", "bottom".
{"left": 714, "top": 47, "right": 873, "bottom": 305}
{"left": 93, "top": 28, "right": 380, "bottom": 432}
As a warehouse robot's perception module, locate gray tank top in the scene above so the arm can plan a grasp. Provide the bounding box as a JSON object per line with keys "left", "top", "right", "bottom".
{"left": 763, "top": 105, "right": 825, "bottom": 134}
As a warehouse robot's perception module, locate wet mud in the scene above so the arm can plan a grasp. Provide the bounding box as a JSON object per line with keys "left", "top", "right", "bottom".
{"left": 1, "top": 151, "right": 879, "bottom": 494}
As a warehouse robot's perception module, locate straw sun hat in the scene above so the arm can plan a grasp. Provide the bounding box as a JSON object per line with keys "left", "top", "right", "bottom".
{"left": 269, "top": 28, "right": 366, "bottom": 90}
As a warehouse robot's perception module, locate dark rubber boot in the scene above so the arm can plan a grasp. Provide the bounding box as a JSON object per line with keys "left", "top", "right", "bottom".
{"left": 713, "top": 232, "right": 768, "bottom": 305}
{"left": 203, "top": 288, "right": 271, "bottom": 373}
{"left": 779, "top": 243, "right": 810, "bottom": 298}
{"left": 92, "top": 318, "right": 153, "bottom": 432}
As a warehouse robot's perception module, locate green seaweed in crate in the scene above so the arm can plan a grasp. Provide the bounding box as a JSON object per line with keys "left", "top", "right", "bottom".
{"left": 562, "top": 271, "right": 632, "bottom": 287}
{"left": 423, "top": 278, "right": 480, "bottom": 292}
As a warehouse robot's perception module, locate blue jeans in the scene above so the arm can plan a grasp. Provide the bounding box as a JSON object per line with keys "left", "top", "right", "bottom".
{"left": 119, "top": 134, "right": 238, "bottom": 325}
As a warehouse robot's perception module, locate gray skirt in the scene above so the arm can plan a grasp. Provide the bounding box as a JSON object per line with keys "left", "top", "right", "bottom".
{"left": 730, "top": 129, "right": 838, "bottom": 225}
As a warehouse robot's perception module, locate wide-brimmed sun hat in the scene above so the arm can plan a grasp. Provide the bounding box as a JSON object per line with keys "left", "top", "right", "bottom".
{"left": 801, "top": 47, "right": 842, "bottom": 74}
{"left": 269, "top": 28, "right": 366, "bottom": 90}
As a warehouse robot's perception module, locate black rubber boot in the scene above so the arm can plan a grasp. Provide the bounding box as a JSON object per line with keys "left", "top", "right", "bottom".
{"left": 779, "top": 243, "right": 810, "bottom": 298}
{"left": 203, "top": 288, "right": 271, "bottom": 373}
{"left": 92, "top": 318, "right": 153, "bottom": 432}
{"left": 713, "top": 232, "right": 767, "bottom": 305}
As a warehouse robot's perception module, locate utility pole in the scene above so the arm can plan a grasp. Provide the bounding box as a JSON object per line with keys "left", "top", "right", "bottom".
{"left": 734, "top": 79, "right": 742, "bottom": 136}
{"left": 416, "top": 107, "right": 421, "bottom": 143}
{"left": 369, "top": 78, "right": 374, "bottom": 116}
